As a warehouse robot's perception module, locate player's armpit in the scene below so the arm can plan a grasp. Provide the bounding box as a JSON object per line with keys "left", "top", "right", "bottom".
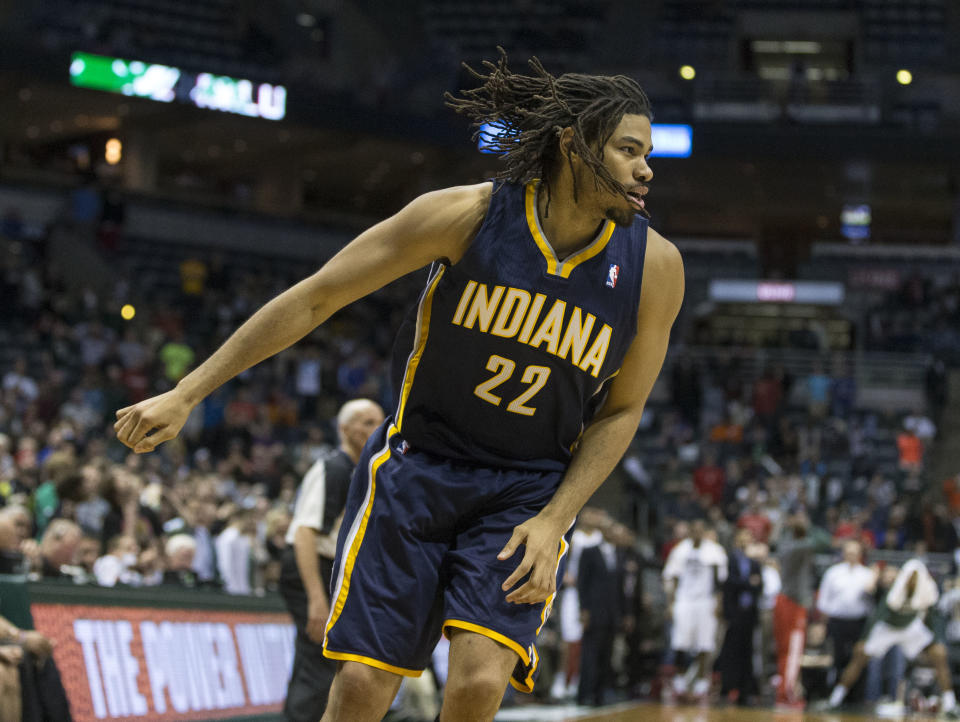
{"left": 590, "top": 228, "right": 684, "bottom": 422}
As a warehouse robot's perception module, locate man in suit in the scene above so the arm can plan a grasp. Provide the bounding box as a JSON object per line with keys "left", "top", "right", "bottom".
{"left": 576, "top": 517, "right": 623, "bottom": 707}
{"left": 716, "top": 527, "right": 762, "bottom": 704}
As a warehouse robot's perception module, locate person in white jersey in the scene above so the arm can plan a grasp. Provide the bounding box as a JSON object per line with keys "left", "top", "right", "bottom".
{"left": 662, "top": 518, "right": 728, "bottom": 699}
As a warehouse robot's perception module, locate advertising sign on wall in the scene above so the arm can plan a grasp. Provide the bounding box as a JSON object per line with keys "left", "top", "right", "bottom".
{"left": 32, "top": 603, "right": 295, "bottom": 722}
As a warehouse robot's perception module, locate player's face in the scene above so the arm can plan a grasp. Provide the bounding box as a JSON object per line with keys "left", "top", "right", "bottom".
{"left": 594, "top": 113, "right": 654, "bottom": 226}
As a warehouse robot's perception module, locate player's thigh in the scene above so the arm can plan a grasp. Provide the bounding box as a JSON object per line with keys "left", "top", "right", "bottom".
{"left": 323, "top": 661, "right": 403, "bottom": 722}
{"left": 445, "top": 627, "right": 519, "bottom": 695}
{"left": 672, "top": 601, "right": 697, "bottom": 650}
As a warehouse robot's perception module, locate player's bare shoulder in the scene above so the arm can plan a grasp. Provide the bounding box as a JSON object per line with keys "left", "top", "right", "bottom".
{"left": 401, "top": 182, "right": 493, "bottom": 265}
{"left": 640, "top": 227, "right": 685, "bottom": 318}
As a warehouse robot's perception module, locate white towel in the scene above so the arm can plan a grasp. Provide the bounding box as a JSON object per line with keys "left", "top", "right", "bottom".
{"left": 886, "top": 559, "right": 939, "bottom": 613}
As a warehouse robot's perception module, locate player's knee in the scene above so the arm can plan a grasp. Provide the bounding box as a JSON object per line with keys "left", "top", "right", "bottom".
{"left": 332, "top": 663, "right": 384, "bottom": 703}
{"left": 445, "top": 668, "right": 508, "bottom": 705}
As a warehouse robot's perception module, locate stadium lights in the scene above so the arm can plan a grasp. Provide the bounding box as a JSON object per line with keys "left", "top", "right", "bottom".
{"left": 105, "top": 138, "right": 122, "bottom": 165}
{"left": 478, "top": 121, "right": 692, "bottom": 158}
{"left": 896, "top": 69, "right": 913, "bottom": 86}
{"left": 679, "top": 65, "right": 696, "bottom": 81}
{"left": 120, "top": 304, "right": 136, "bottom": 320}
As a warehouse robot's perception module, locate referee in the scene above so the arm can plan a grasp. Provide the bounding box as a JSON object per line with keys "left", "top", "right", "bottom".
{"left": 280, "top": 399, "right": 384, "bottom": 722}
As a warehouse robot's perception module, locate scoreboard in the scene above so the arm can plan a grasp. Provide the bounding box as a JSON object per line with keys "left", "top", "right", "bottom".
{"left": 69, "top": 51, "right": 287, "bottom": 121}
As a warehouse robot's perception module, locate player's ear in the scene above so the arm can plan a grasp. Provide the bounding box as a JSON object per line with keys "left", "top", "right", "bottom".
{"left": 558, "top": 126, "right": 576, "bottom": 160}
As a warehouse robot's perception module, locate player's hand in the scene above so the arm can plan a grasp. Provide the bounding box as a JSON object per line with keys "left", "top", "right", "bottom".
{"left": 20, "top": 631, "right": 53, "bottom": 663}
{"left": 306, "top": 595, "right": 330, "bottom": 644}
{"left": 498, "top": 515, "right": 564, "bottom": 604}
{"left": 114, "top": 389, "right": 194, "bottom": 453}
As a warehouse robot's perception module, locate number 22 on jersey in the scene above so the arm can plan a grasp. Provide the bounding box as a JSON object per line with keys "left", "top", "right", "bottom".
{"left": 473, "top": 354, "right": 551, "bottom": 416}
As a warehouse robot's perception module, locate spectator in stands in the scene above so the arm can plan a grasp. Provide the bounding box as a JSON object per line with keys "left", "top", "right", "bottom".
{"left": 663, "top": 519, "right": 728, "bottom": 701}
{"left": 216, "top": 507, "right": 255, "bottom": 594}
{"left": 693, "top": 449, "right": 725, "bottom": 507}
{"left": 158, "top": 329, "right": 195, "bottom": 384}
{"left": 829, "top": 356, "right": 856, "bottom": 420}
{"left": 64, "top": 534, "right": 98, "bottom": 581}
{"left": 896, "top": 424, "right": 924, "bottom": 473}
{"left": 0, "top": 510, "right": 24, "bottom": 574}
{"left": 2, "top": 358, "right": 38, "bottom": 409}
{"left": 923, "top": 502, "right": 958, "bottom": 553}
{"left": 805, "top": 361, "right": 832, "bottom": 419}
{"left": 99, "top": 466, "right": 160, "bottom": 549}
{"left": 162, "top": 533, "right": 198, "bottom": 586}
{"left": 752, "top": 366, "right": 784, "bottom": 429}
{"left": 817, "top": 540, "right": 877, "bottom": 701}
{"left": 904, "top": 407, "right": 937, "bottom": 443}
{"left": 93, "top": 534, "right": 140, "bottom": 587}
{"left": 715, "top": 527, "right": 762, "bottom": 705}
{"left": 37, "top": 518, "right": 81, "bottom": 578}
{"left": 737, "top": 501, "right": 772, "bottom": 545}
{"left": 577, "top": 518, "right": 623, "bottom": 707}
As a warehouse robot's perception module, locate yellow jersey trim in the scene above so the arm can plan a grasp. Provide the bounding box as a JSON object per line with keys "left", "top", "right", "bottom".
{"left": 558, "top": 222, "right": 615, "bottom": 278}
{"left": 523, "top": 181, "right": 615, "bottom": 279}
{"left": 524, "top": 182, "right": 560, "bottom": 275}
{"left": 321, "top": 649, "right": 422, "bottom": 678}
{"left": 443, "top": 619, "right": 530, "bottom": 665}
{"left": 323, "top": 428, "right": 395, "bottom": 638}
{"left": 444, "top": 618, "right": 537, "bottom": 693}
{"left": 395, "top": 265, "right": 446, "bottom": 431}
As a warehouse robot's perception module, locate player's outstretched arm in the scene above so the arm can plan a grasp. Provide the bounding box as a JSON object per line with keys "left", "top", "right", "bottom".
{"left": 499, "top": 229, "right": 684, "bottom": 604}
{"left": 115, "top": 183, "right": 490, "bottom": 453}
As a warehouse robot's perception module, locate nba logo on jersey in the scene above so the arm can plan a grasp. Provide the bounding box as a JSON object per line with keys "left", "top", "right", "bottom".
{"left": 606, "top": 264, "right": 619, "bottom": 288}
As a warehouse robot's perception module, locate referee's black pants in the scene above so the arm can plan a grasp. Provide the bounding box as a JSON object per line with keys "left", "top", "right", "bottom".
{"left": 279, "top": 547, "right": 336, "bottom": 722}
{"left": 827, "top": 616, "right": 867, "bottom": 699}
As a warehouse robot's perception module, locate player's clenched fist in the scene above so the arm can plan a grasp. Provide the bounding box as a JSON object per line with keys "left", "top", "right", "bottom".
{"left": 114, "top": 389, "right": 194, "bottom": 454}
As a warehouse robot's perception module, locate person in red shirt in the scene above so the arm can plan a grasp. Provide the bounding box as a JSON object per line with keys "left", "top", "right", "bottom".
{"left": 693, "top": 451, "right": 726, "bottom": 506}
{"left": 752, "top": 367, "right": 783, "bottom": 424}
{"left": 737, "top": 503, "right": 773, "bottom": 544}
{"left": 896, "top": 427, "right": 923, "bottom": 472}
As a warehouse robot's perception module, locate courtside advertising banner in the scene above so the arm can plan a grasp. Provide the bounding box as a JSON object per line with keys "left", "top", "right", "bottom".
{"left": 31, "top": 603, "right": 295, "bottom": 721}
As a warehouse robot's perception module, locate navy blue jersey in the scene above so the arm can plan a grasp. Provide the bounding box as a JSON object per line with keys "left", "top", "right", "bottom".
{"left": 391, "top": 180, "right": 648, "bottom": 471}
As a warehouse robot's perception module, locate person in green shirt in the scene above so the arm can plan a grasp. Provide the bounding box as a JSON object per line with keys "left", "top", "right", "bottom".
{"left": 824, "top": 559, "right": 959, "bottom": 718}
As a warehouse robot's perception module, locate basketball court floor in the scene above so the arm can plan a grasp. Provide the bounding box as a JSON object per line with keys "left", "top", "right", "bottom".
{"left": 494, "top": 701, "right": 941, "bottom": 721}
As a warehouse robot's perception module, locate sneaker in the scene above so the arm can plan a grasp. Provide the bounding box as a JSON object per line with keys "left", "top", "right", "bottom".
{"left": 692, "top": 678, "right": 711, "bottom": 698}
{"left": 875, "top": 701, "right": 908, "bottom": 718}
{"left": 672, "top": 675, "right": 688, "bottom": 695}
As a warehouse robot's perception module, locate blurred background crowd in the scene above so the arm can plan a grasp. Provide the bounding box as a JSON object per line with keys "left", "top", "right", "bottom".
{"left": 2, "top": 191, "right": 960, "bottom": 713}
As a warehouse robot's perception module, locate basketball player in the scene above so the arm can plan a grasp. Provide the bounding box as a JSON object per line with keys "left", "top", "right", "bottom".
{"left": 662, "top": 518, "right": 728, "bottom": 700}
{"left": 114, "top": 51, "right": 683, "bottom": 721}
{"left": 824, "top": 560, "right": 959, "bottom": 718}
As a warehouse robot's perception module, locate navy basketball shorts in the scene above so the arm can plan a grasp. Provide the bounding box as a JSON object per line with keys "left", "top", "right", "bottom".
{"left": 322, "top": 420, "right": 573, "bottom": 693}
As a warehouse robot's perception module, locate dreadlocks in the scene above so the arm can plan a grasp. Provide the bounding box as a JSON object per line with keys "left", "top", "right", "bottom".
{"left": 444, "top": 48, "right": 653, "bottom": 216}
